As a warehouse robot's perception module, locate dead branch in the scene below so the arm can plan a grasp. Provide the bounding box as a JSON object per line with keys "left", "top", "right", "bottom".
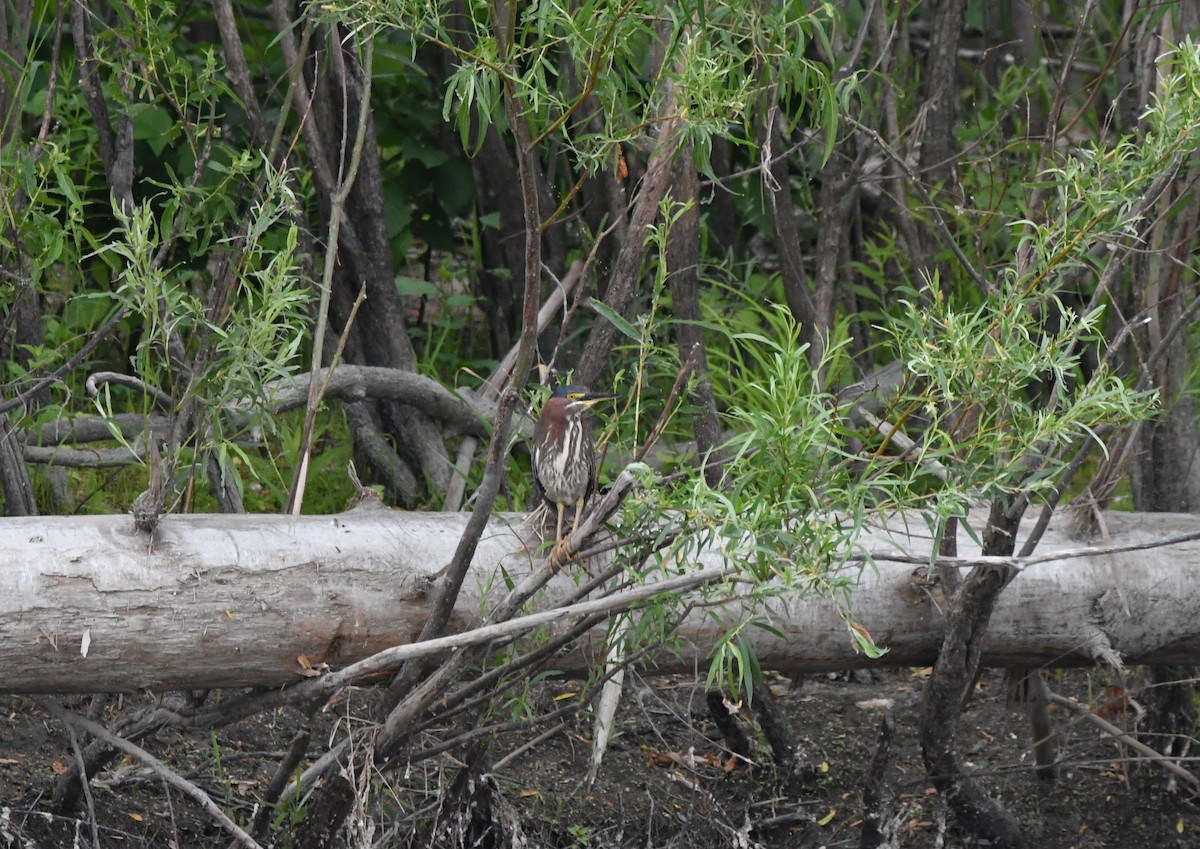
{"left": 37, "top": 697, "right": 265, "bottom": 849}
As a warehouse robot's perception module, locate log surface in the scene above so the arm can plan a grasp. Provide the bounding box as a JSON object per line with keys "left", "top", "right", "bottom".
{"left": 2, "top": 509, "right": 1198, "bottom": 693}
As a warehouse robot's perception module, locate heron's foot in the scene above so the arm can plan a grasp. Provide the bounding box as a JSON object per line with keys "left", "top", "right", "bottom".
{"left": 547, "top": 537, "right": 574, "bottom": 573}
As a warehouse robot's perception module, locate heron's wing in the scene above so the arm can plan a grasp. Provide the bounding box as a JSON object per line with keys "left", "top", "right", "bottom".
{"left": 585, "top": 442, "right": 599, "bottom": 504}
{"left": 529, "top": 444, "right": 551, "bottom": 511}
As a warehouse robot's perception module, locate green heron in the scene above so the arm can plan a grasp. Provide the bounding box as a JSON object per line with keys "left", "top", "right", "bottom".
{"left": 532, "top": 384, "right": 616, "bottom": 558}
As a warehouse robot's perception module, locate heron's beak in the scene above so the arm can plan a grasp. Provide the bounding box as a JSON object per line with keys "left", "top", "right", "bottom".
{"left": 579, "top": 392, "right": 618, "bottom": 407}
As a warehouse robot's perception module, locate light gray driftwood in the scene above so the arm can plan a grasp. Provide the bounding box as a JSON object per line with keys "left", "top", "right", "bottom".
{"left": 2, "top": 508, "right": 1198, "bottom": 693}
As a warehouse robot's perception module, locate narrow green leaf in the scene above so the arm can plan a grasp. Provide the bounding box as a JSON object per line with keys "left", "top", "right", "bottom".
{"left": 588, "top": 297, "right": 639, "bottom": 341}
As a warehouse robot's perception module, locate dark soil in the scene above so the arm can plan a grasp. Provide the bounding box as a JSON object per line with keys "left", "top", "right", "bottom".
{"left": 2, "top": 668, "right": 1197, "bottom": 848}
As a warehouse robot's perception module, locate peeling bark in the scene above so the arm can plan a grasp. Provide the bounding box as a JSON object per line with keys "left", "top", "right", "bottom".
{"left": 4, "top": 509, "right": 1200, "bottom": 694}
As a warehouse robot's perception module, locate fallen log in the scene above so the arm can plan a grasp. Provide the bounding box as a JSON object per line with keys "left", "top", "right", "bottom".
{"left": 3, "top": 508, "right": 1199, "bottom": 693}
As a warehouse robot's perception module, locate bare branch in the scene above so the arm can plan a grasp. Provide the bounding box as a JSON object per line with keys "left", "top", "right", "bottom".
{"left": 37, "top": 698, "right": 265, "bottom": 849}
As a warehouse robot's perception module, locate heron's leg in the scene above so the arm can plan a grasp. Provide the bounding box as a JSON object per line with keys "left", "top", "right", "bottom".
{"left": 551, "top": 497, "right": 588, "bottom": 573}
{"left": 570, "top": 495, "right": 585, "bottom": 540}
{"left": 549, "top": 503, "right": 568, "bottom": 572}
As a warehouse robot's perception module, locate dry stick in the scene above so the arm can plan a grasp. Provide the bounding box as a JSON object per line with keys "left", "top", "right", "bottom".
{"left": 244, "top": 728, "right": 312, "bottom": 845}
{"left": 288, "top": 34, "right": 375, "bottom": 514}
{"left": 65, "top": 722, "right": 101, "bottom": 849}
{"left": 278, "top": 561, "right": 730, "bottom": 806}
{"left": 266, "top": 14, "right": 315, "bottom": 167}
{"left": 162, "top": 777, "right": 183, "bottom": 849}
{"left": 1047, "top": 692, "right": 1200, "bottom": 795}
{"left": 36, "top": 698, "right": 264, "bottom": 849}
{"left": 633, "top": 353, "right": 696, "bottom": 465}
{"left": 371, "top": 616, "right": 662, "bottom": 782}
{"left": 406, "top": 611, "right": 614, "bottom": 739}
{"left": 491, "top": 724, "right": 568, "bottom": 772}
{"left": 277, "top": 34, "right": 560, "bottom": 809}
{"left": 414, "top": 642, "right": 657, "bottom": 770}
{"left": 410, "top": 630, "right": 653, "bottom": 766}
{"left": 85, "top": 372, "right": 174, "bottom": 411}
{"left": 34, "top": 3, "right": 66, "bottom": 143}
{"left": 52, "top": 698, "right": 187, "bottom": 812}
{"left": 858, "top": 409, "right": 950, "bottom": 481}
{"left": 372, "top": 565, "right": 729, "bottom": 684}
{"left": 544, "top": 216, "right": 625, "bottom": 380}
{"left": 863, "top": 527, "right": 1200, "bottom": 573}
{"left": 324, "top": 285, "right": 370, "bottom": 379}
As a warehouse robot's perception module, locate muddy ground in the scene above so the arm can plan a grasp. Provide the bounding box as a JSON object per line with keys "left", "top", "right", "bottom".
{"left": 2, "top": 667, "right": 1197, "bottom": 847}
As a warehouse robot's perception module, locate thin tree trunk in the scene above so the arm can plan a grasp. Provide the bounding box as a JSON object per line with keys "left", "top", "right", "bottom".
{"left": 919, "top": 561, "right": 1023, "bottom": 847}
{"left": 666, "top": 147, "right": 725, "bottom": 486}
{"left": 757, "top": 100, "right": 823, "bottom": 366}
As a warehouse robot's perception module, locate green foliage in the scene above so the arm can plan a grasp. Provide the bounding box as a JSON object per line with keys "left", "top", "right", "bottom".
{"left": 90, "top": 157, "right": 313, "bottom": 505}
{"left": 342, "top": 0, "right": 844, "bottom": 175}
{"left": 605, "top": 215, "right": 1154, "bottom": 699}
{"left": 881, "top": 279, "right": 1153, "bottom": 503}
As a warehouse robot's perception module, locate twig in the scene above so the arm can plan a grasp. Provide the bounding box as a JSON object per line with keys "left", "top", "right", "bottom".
{"left": 634, "top": 352, "right": 696, "bottom": 464}
{"left": 491, "top": 723, "right": 567, "bottom": 772}
{"left": 288, "top": 283, "right": 367, "bottom": 513}
{"left": 288, "top": 32, "right": 375, "bottom": 515}
{"left": 36, "top": 698, "right": 264, "bottom": 849}
{"left": 245, "top": 727, "right": 312, "bottom": 845}
{"left": 328, "top": 562, "right": 730, "bottom": 689}
{"left": 1048, "top": 692, "right": 1200, "bottom": 794}
{"left": 85, "top": 372, "right": 174, "bottom": 411}
{"left": 858, "top": 409, "right": 949, "bottom": 481}
{"left": 163, "top": 777, "right": 182, "bottom": 849}
{"left": 408, "top": 611, "right": 613, "bottom": 737}
{"left": 867, "top": 526, "right": 1200, "bottom": 571}
{"left": 65, "top": 721, "right": 101, "bottom": 849}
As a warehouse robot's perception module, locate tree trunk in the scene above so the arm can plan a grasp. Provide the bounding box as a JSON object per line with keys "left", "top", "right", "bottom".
{"left": 920, "top": 0, "right": 966, "bottom": 186}
{"left": 918, "top": 561, "right": 1023, "bottom": 847}
{"left": 3, "top": 509, "right": 1200, "bottom": 694}
{"left": 666, "top": 147, "right": 725, "bottom": 486}
{"left": 1122, "top": 0, "right": 1200, "bottom": 778}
